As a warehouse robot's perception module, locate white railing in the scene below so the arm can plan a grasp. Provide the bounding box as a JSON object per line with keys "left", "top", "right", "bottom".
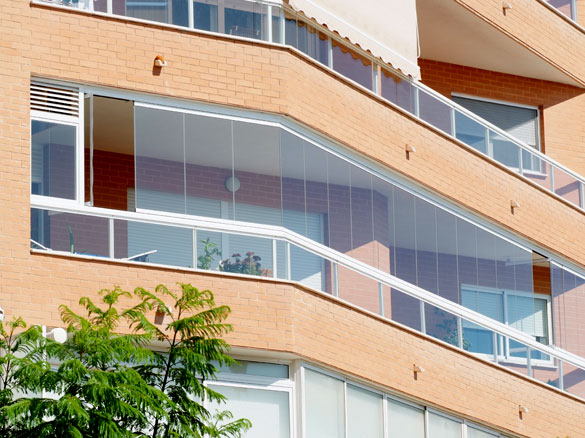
{"left": 30, "top": 195, "right": 585, "bottom": 399}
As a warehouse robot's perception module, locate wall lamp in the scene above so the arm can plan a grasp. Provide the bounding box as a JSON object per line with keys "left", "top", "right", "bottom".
{"left": 154, "top": 55, "right": 168, "bottom": 68}
{"left": 225, "top": 176, "right": 241, "bottom": 193}
{"left": 43, "top": 326, "right": 68, "bottom": 344}
{"left": 510, "top": 200, "right": 520, "bottom": 213}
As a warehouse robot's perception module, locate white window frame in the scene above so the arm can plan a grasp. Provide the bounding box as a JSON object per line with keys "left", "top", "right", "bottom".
{"left": 204, "top": 359, "right": 295, "bottom": 438}
{"left": 461, "top": 284, "right": 553, "bottom": 367}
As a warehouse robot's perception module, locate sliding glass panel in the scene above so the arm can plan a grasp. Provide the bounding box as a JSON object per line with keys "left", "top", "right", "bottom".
{"left": 194, "top": 0, "right": 219, "bottom": 32}
{"left": 304, "top": 368, "right": 344, "bottom": 438}
{"left": 428, "top": 412, "right": 462, "bottom": 438}
{"left": 304, "top": 144, "right": 329, "bottom": 244}
{"left": 390, "top": 287, "right": 422, "bottom": 332}
{"left": 331, "top": 39, "right": 373, "bottom": 90}
{"left": 125, "top": 0, "right": 189, "bottom": 27}
{"left": 271, "top": 6, "right": 283, "bottom": 44}
{"left": 380, "top": 68, "right": 415, "bottom": 114}
{"left": 346, "top": 384, "right": 383, "bottom": 438}
{"left": 224, "top": 0, "right": 268, "bottom": 40}
{"left": 327, "top": 154, "right": 351, "bottom": 254}
{"left": 418, "top": 89, "right": 452, "bottom": 135}
{"left": 196, "top": 230, "right": 222, "bottom": 270}
{"left": 94, "top": 0, "right": 108, "bottom": 12}
{"left": 31, "top": 209, "right": 109, "bottom": 257}
{"left": 31, "top": 120, "right": 77, "bottom": 200}
{"left": 454, "top": 111, "right": 486, "bottom": 154}
{"left": 371, "top": 176, "right": 392, "bottom": 275}
{"left": 284, "top": 11, "right": 298, "bottom": 47}
{"left": 185, "top": 114, "right": 233, "bottom": 218}
{"left": 350, "top": 166, "right": 374, "bottom": 262}
{"left": 387, "top": 398, "right": 424, "bottom": 438}
{"left": 415, "top": 198, "right": 438, "bottom": 294}
{"left": 435, "top": 208, "right": 458, "bottom": 302}
{"left": 135, "top": 106, "right": 186, "bottom": 214}
{"left": 281, "top": 130, "right": 306, "bottom": 234}
{"left": 126, "top": 220, "right": 193, "bottom": 267}
{"left": 296, "top": 21, "right": 329, "bottom": 65}
{"left": 222, "top": 233, "right": 274, "bottom": 277}
{"left": 467, "top": 426, "right": 498, "bottom": 438}
{"left": 208, "top": 384, "right": 290, "bottom": 438}
{"left": 233, "top": 121, "right": 281, "bottom": 226}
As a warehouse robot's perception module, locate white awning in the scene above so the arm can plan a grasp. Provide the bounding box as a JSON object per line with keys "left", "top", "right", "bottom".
{"left": 287, "top": 0, "right": 420, "bottom": 79}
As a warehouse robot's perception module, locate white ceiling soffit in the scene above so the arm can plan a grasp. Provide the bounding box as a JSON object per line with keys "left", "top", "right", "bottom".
{"left": 287, "top": 0, "right": 421, "bottom": 79}
{"left": 417, "top": 0, "right": 582, "bottom": 87}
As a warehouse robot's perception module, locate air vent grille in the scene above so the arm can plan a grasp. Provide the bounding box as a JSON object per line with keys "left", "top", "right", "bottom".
{"left": 30, "top": 80, "right": 80, "bottom": 117}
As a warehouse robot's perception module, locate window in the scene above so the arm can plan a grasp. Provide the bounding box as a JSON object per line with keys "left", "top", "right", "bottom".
{"left": 192, "top": 0, "right": 269, "bottom": 39}
{"left": 453, "top": 96, "right": 541, "bottom": 172}
{"left": 304, "top": 368, "right": 345, "bottom": 438}
{"left": 387, "top": 397, "right": 425, "bottom": 438}
{"left": 462, "top": 286, "right": 551, "bottom": 362}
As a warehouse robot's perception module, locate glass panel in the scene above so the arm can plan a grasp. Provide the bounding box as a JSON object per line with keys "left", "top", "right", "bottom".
{"left": 562, "top": 361, "right": 585, "bottom": 399}
{"left": 428, "top": 412, "right": 461, "bottom": 438}
{"left": 126, "top": 220, "right": 193, "bottom": 267}
{"left": 350, "top": 166, "right": 374, "bottom": 262}
{"left": 553, "top": 165, "right": 582, "bottom": 208}
{"left": 371, "top": 176, "right": 392, "bottom": 275}
{"left": 224, "top": 0, "right": 268, "bottom": 40}
{"left": 194, "top": 0, "right": 219, "bottom": 32}
{"left": 387, "top": 398, "right": 424, "bottom": 438}
{"left": 297, "top": 21, "right": 329, "bottom": 65}
{"left": 454, "top": 111, "right": 486, "bottom": 154}
{"left": 436, "top": 209, "right": 458, "bottom": 302}
{"left": 31, "top": 120, "right": 77, "bottom": 200}
{"left": 415, "top": 198, "right": 438, "bottom": 294}
{"left": 276, "top": 240, "right": 288, "bottom": 280}
{"left": 196, "top": 231, "right": 222, "bottom": 270}
{"left": 31, "top": 209, "right": 109, "bottom": 257}
{"left": 290, "top": 245, "right": 327, "bottom": 292}
{"left": 457, "top": 218, "right": 477, "bottom": 293}
{"left": 281, "top": 130, "right": 306, "bottom": 235}
{"left": 94, "top": 0, "right": 108, "bottom": 12}
{"left": 462, "top": 319, "right": 496, "bottom": 356}
{"left": 467, "top": 426, "right": 497, "bottom": 438}
{"left": 304, "top": 368, "right": 344, "bottom": 438}
{"left": 338, "top": 265, "right": 380, "bottom": 314}
{"left": 327, "top": 154, "right": 351, "bottom": 254}
{"left": 215, "top": 360, "right": 289, "bottom": 378}
{"left": 331, "top": 39, "right": 373, "bottom": 90}
{"left": 233, "top": 121, "right": 281, "bottom": 226}
{"left": 346, "top": 384, "right": 383, "bottom": 438}
{"left": 185, "top": 114, "right": 233, "bottom": 219}
{"left": 221, "top": 233, "right": 273, "bottom": 277}
{"left": 490, "top": 130, "right": 520, "bottom": 170}
{"left": 380, "top": 68, "right": 415, "bottom": 114}
{"left": 533, "top": 358, "right": 563, "bottom": 390}
{"left": 271, "top": 7, "right": 282, "bottom": 44}
{"left": 418, "top": 89, "right": 452, "bottom": 135}
{"left": 507, "top": 294, "right": 549, "bottom": 348}
{"left": 393, "top": 187, "right": 416, "bottom": 286}
{"left": 425, "top": 305, "right": 460, "bottom": 348}
{"left": 547, "top": 0, "right": 574, "bottom": 18}
{"left": 208, "top": 384, "right": 290, "bottom": 438}
{"left": 523, "top": 160, "right": 553, "bottom": 191}
{"left": 304, "top": 144, "right": 329, "bottom": 244}
{"left": 135, "top": 106, "right": 186, "bottom": 214}
{"left": 390, "top": 287, "right": 422, "bottom": 332}
{"left": 125, "top": 0, "right": 189, "bottom": 27}
{"left": 284, "top": 11, "right": 298, "bottom": 47}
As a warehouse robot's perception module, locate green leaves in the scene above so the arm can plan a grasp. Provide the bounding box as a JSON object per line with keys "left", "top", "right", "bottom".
{"left": 0, "top": 283, "right": 251, "bottom": 438}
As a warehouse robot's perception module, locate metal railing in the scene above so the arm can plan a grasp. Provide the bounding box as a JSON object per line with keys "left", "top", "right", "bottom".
{"left": 30, "top": 195, "right": 585, "bottom": 400}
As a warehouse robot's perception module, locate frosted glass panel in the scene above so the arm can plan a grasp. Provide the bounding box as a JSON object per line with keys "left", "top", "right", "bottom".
{"left": 428, "top": 412, "right": 461, "bottom": 438}
{"left": 215, "top": 360, "right": 289, "bottom": 378}
{"left": 304, "top": 369, "right": 344, "bottom": 438}
{"left": 387, "top": 398, "right": 424, "bottom": 438}
{"left": 346, "top": 385, "right": 383, "bottom": 438}
{"left": 208, "top": 384, "right": 290, "bottom": 438}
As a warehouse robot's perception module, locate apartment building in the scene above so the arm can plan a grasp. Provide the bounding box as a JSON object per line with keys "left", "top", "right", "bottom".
{"left": 2, "top": 0, "right": 585, "bottom": 436}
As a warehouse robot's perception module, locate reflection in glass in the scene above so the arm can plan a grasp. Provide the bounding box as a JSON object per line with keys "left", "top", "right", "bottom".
{"left": 455, "top": 111, "right": 486, "bottom": 154}
{"left": 194, "top": 0, "right": 218, "bottom": 32}
{"left": 332, "top": 39, "right": 373, "bottom": 90}
{"left": 419, "top": 89, "right": 452, "bottom": 135}
{"left": 225, "top": 0, "right": 268, "bottom": 40}
{"left": 380, "top": 68, "right": 415, "bottom": 113}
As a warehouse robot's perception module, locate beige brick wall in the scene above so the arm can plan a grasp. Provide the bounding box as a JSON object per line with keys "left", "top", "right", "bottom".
{"left": 2, "top": 1, "right": 585, "bottom": 436}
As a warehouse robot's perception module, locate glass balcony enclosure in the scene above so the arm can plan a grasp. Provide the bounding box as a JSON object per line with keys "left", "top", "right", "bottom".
{"left": 36, "top": 0, "right": 585, "bottom": 213}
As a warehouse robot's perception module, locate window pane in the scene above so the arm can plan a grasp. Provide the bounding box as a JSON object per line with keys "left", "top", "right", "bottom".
{"left": 135, "top": 106, "right": 186, "bottom": 214}
{"left": 387, "top": 398, "right": 424, "bottom": 438}
{"left": 194, "top": 0, "right": 219, "bottom": 32}
{"left": 346, "top": 384, "right": 383, "bottom": 438}
{"left": 208, "top": 384, "right": 290, "bottom": 438}
{"left": 468, "top": 426, "right": 497, "bottom": 438}
{"left": 304, "top": 368, "right": 344, "bottom": 438}
{"left": 31, "top": 120, "right": 76, "bottom": 200}
{"left": 428, "top": 412, "right": 461, "bottom": 438}
{"left": 331, "top": 39, "right": 373, "bottom": 90}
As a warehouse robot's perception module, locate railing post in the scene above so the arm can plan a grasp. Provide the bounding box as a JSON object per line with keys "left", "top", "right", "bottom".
{"left": 188, "top": 0, "right": 195, "bottom": 29}
{"left": 450, "top": 108, "right": 456, "bottom": 137}
{"left": 559, "top": 360, "right": 565, "bottom": 391}
{"left": 193, "top": 229, "right": 198, "bottom": 269}
{"left": 457, "top": 317, "right": 463, "bottom": 349}
{"left": 108, "top": 218, "right": 114, "bottom": 258}
{"left": 526, "top": 347, "right": 532, "bottom": 377}
{"left": 518, "top": 147, "right": 523, "bottom": 176}
{"left": 107, "top": 0, "right": 112, "bottom": 14}
{"left": 413, "top": 87, "right": 420, "bottom": 118}
{"left": 333, "top": 263, "right": 339, "bottom": 297}
{"left": 550, "top": 165, "right": 555, "bottom": 192}
{"left": 419, "top": 301, "right": 426, "bottom": 334}
{"left": 272, "top": 239, "right": 278, "bottom": 279}
{"left": 267, "top": 5, "right": 273, "bottom": 43}
{"left": 378, "top": 282, "right": 384, "bottom": 317}
{"left": 486, "top": 128, "right": 493, "bottom": 159}
{"left": 580, "top": 181, "right": 585, "bottom": 210}
{"left": 286, "top": 242, "right": 291, "bottom": 281}
{"left": 492, "top": 332, "right": 499, "bottom": 364}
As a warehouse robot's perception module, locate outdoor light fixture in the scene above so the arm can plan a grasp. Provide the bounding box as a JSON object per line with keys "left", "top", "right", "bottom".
{"left": 154, "top": 55, "right": 168, "bottom": 67}
{"left": 510, "top": 200, "right": 520, "bottom": 213}
{"left": 44, "top": 327, "right": 68, "bottom": 344}
{"left": 413, "top": 364, "right": 425, "bottom": 373}
{"left": 518, "top": 405, "right": 529, "bottom": 414}
{"left": 225, "top": 176, "right": 241, "bottom": 193}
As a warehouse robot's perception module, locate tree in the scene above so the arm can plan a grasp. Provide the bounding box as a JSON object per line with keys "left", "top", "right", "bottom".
{"left": 0, "top": 284, "right": 251, "bottom": 438}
